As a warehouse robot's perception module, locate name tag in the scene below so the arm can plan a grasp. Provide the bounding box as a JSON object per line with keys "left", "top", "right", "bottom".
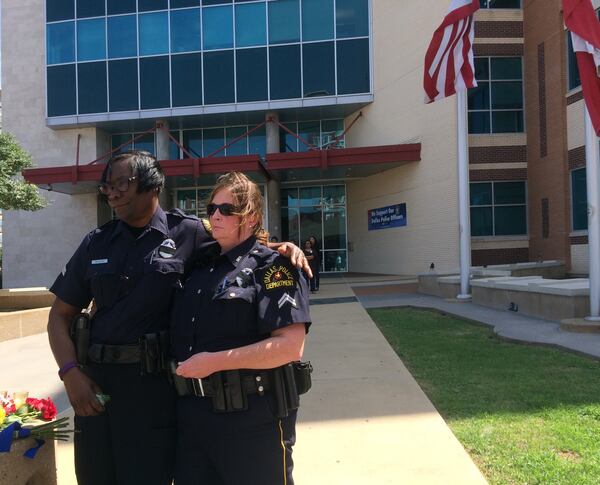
{"left": 91, "top": 259, "right": 109, "bottom": 265}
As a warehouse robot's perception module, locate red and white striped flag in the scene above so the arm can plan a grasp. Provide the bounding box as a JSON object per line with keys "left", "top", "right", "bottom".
{"left": 423, "top": 0, "right": 480, "bottom": 104}
{"left": 564, "top": 0, "right": 600, "bottom": 135}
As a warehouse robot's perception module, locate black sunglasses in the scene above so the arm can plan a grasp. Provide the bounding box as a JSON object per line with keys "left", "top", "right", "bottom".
{"left": 206, "top": 203, "right": 239, "bottom": 217}
{"left": 98, "top": 176, "right": 137, "bottom": 195}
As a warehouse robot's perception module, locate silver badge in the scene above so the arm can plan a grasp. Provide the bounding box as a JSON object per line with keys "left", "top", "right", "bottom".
{"left": 158, "top": 239, "right": 177, "bottom": 258}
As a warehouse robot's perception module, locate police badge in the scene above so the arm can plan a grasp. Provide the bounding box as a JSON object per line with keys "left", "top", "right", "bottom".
{"left": 158, "top": 239, "right": 177, "bottom": 258}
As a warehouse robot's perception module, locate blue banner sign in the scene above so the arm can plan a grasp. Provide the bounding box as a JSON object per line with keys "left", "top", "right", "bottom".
{"left": 368, "top": 203, "right": 407, "bottom": 231}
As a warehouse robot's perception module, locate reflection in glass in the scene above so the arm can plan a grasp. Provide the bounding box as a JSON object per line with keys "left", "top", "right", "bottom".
{"left": 203, "top": 6, "right": 233, "bottom": 50}
{"left": 303, "top": 42, "right": 335, "bottom": 97}
{"left": 280, "top": 123, "right": 298, "bottom": 152}
{"left": 235, "top": 2, "right": 266, "bottom": 47}
{"left": 282, "top": 208, "right": 300, "bottom": 247}
{"left": 249, "top": 126, "right": 266, "bottom": 157}
{"left": 299, "top": 187, "right": 322, "bottom": 207}
{"left": 112, "top": 134, "right": 134, "bottom": 153}
{"left": 336, "top": 0, "right": 368, "bottom": 38}
{"left": 470, "top": 207, "right": 493, "bottom": 236}
{"left": 298, "top": 121, "right": 320, "bottom": 152}
{"left": 183, "top": 130, "right": 203, "bottom": 158}
{"left": 323, "top": 185, "right": 345, "bottom": 205}
{"left": 47, "top": 22, "right": 75, "bottom": 64}
{"left": 108, "top": 15, "right": 137, "bottom": 59}
{"left": 324, "top": 251, "right": 346, "bottom": 272}
{"left": 302, "top": 0, "right": 334, "bottom": 41}
{"left": 268, "top": 0, "right": 300, "bottom": 44}
{"left": 169, "top": 131, "right": 181, "bottom": 160}
{"left": 171, "top": 8, "right": 202, "bottom": 53}
{"left": 135, "top": 133, "right": 155, "bottom": 155}
{"left": 203, "top": 128, "right": 225, "bottom": 157}
{"left": 77, "top": 18, "right": 106, "bottom": 61}
{"left": 178, "top": 189, "right": 197, "bottom": 214}
{"left": 468, "top": 82, "right": 490, "bottom": 110}
{"left": 470, "top": 183, "right": 492, "bottom": 206}
{"left": 323, "top": 207, "right": 346, "bottom": 250}
{"left": 226, "top": 126, "right": 248, "bottom": 156}
{"left": 139, "top": 12, "right": 169, "bottom": 56}
{"left": 281, "top": 188, "right": 299, "bottom": 208}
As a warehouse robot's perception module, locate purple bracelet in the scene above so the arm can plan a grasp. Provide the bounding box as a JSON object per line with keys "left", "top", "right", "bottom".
{"left": 58, "top": 361, "right": 80, "bottom": 381}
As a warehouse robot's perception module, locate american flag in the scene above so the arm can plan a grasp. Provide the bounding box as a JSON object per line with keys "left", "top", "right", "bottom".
{"left": 423, "top": 0, "right": 480, "bottom": 104}
{"left": 564, "top": 0, "right": 600, "bottom": 135}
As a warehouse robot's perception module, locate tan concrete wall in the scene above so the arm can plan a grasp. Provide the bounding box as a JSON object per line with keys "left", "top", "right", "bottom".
{"left": 523, "top": 0, "right": 571, "bottom": 266}
{"left": 344, "top": 0, "right": 459, "bottom": 276}
{"left": 2, "top": 0, "right": 100, "bottom": 288}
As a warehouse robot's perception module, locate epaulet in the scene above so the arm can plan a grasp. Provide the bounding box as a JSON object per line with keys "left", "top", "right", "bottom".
{"left": 201, "top": 218, "right": 212, "bottom": 235}
{"left": 94, "top": 218, "right": 118, "bottom": 235}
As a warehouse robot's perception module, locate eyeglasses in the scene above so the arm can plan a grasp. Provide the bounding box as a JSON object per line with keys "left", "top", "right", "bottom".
{"left": 206, "top": 203, "right": 239, "bottom": 217}
{"left": 98, "top": 176, "right": 137, "bottom": 195}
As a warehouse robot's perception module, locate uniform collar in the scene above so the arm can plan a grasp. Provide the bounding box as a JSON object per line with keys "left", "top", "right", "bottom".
{"left": 222, "top": 236, "right": 258, "bottom": 267}
{"left": 111, "top": 205, "right": 169, "bottom": 241}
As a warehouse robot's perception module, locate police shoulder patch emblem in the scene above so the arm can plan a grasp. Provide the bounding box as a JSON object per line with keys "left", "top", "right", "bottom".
{"left": 263, "top": 265, "right": 295, "bottom": 290}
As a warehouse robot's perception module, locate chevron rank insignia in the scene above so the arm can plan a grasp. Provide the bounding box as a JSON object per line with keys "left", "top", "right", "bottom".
{"left": 278, "top": 293, "right": 297, "bottom": 309}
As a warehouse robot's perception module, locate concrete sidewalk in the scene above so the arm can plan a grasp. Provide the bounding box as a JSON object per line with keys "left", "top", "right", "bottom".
{"left": 1, "top": 278, "right": 488, "bottom": 484}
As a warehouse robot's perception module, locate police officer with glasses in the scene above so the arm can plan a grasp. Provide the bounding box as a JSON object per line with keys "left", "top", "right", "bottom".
{"left": 171, "top": 171, "right": 311, "bottom": 485}
{"left": 47, "top": 151, "right": 310, "bottom": 485}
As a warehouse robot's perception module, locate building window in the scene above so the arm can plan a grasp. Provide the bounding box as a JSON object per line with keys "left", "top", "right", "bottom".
{"left": 336, "top": 0, "right": 369, "bottom": 38}
{"left": 479, "top": 0, "right": 521, "bottom": 7}
{"left": 77, "top": 18, "right": 106, "bottom": 62}
{"left": 139, "top": 12, "right": 169, "bottom": 56}
{"left": 235, "top": 2, "right": 266, "bottom": 48}
{"left": 47, "top": 0, "right": 75, "bottom": 23}
{"left": 302, "top": 0, "right": 334, "bottom": 42}
{"left": 567, "top": 32, "right": 581, "bottom": 91}
{"left": 268, "top": 0, "right": 300, "bottom": 44}
{"left": 171, "top": 8, "right": 202, "bottom": 53}
{"left": 572, "top": 168, "right": 588, "bottom": 231}
{"left": 470, "top": 181, "right": 527, "bottom": 236}
{"left": 469, "top": 57, "right": 524, "bottom": 134}
{"left": 47, "top": 21, "right": 75, "bottom": 65}
{"left": 77, "top": 0, "right": 105, "bottom": 19}
{"left": 108, "top": 15, "right": 137, "bottom": 59}
{"left": 202, "top": 5, "right": 234, "bottom": 50}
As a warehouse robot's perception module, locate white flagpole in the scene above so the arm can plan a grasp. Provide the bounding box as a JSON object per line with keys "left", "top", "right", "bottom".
{"left": 584, "top": 106, "right": 600, "bottom": 321}
{"left": 457, "top": 89, "right": 472, "bottom": 299}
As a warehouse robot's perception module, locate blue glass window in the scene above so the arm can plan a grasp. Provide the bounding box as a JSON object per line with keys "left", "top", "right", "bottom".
{"left": 236, "top": 48, "right": 268, "bottom": 102}
{"left": 78, "top": 61, "right": 107, "bottom": 114}
{"left": 203, "top": 0, "right": 232, "bottom": 4}
{"left": 235, "top": 3, "right": 266, "bottom": 47}
{"left": 47, "top": 21, "right": 75, "bottom": 64}
{"left": 226, "top": 126, "right": 248, "bottom": 156}
{"left": 249, "top": 126, "right": 266, "bottom": 157}
{"left": 139, "top": 0, "right": 168, "bottom": 11}
{"left": 107, "top": 0, "right": 136, "bottom": 15}
{"left": 47, "top": 0, "right": 74, "bottom": 22}
{"left": 47, "top": 64, "right": 77, "bottom": 116}
{"left": 112, "top": 134, "right": 134, "bottom": 153}
{"left": 171, "top": 0, "right": 200, "bottom": 7}
{"left": 203, "top": 128, "right": 225, "bottom": 157}
{"left": 109, "top": 59, "right": 139, "bottom": 111}
{"left": 303, "top": 42, "right": 335, "bottom": 97}
{"left": 140, "top": 56, "right": 170, "bottom": 109}
{"left": 108, "top": 15, "right": 137, "bottom": 59}
{"left": 337, "top": 38, "right": 370, "bottom": 94}
{"left": 203, "top": 50, "right": 235, "bottom": 104}
{"left": 134, "top": 133, "right": 156, "bottom": 154}
{"left": 139, "top": 12, "right": 169, "bottom": 56}
{"left": 169, "top": 131, "right": 181, "bottom": 160}
{"left": 336, "top": 0, "right": 368, "bottom": 38}
{"left": 298, "top": 121, "right": 319, "bottom": 151}
{"left": 302, "top": 0, "right": 334, "bottom": 41}
{"left": 269, "top": 44, "right": 301, "bottom": 100}
{"left": 77, "top": 18, "right": 106, "bottom": 61}
{"left": 183, "top": 130, "right": 202, "bottom": 157}
{"left": 268, "top": 0, "right": 300, "bottom": 44}
{"left": 171, "top": 53, "right": 203, "bottom": 106}
{"left": 76, "top": 0, "right": 105, "bottom": 18}
{"left": 567, "top": 32, "right": 581, "bottom": 90}
{"left": 202, "top": 6, "right": 233, "bottom": 50}
{"left": 171, "top": 8, "right": 202, "bottom": 53}
{"left": 280, "top": 123, "right": 298, "bottom": 152}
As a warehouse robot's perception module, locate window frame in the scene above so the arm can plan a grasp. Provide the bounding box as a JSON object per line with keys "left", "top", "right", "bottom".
{"left": 470, "top": 180, "right": 528, "bottom": 237}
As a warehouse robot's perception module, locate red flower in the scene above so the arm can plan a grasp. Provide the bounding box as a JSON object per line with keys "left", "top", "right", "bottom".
{"left": 3, "top": 401, "right": 16, "bottom": 415}
{"left": 40, "top": 398, "right": 57, "bottom": 420}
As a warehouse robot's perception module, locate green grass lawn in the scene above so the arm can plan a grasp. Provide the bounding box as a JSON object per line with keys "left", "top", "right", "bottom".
{"left": 368, "top": 307, "right": 600, "bottom": 485}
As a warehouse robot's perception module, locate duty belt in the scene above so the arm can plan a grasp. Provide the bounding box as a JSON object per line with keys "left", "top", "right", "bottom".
{"left": 172, "top": 369, "right": 271, "bottom": 398}
{"left": 88, "top": 343, "right": 141, "bottom": 364}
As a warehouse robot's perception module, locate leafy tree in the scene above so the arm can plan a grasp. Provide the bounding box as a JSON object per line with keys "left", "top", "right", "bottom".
{"left": 0, "top": 132, "right": 45, "bottom": 210}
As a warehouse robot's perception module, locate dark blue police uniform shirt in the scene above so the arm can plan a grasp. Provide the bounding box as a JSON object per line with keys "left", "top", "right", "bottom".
{"left": 170, "top": 236, "right": 311, "bottom": 362}
{"left": 50, "top": 207, "right": 217, "bottom": 345}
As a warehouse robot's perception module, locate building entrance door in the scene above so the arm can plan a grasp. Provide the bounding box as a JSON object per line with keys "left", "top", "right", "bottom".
{"left": 281, "top": 184, "right": 347, "bottom": 273}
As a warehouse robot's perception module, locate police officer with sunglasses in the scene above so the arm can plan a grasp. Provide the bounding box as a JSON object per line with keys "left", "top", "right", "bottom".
{"left": 47, "top": 151, "right": 311, "bottom": 485}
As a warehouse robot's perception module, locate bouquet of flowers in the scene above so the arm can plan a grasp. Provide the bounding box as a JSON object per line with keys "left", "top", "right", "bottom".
{"left": 0, "top": 392, "right": 74, "bottom": 458}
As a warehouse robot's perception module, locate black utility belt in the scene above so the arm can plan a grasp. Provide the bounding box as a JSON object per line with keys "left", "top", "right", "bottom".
{"left": 170, "top": 361, "right": 313, "bottom": 418}
{"left": 84, "top": 332, "right": 170, "bottom": 376}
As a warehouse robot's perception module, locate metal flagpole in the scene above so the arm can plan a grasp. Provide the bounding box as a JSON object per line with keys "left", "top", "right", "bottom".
{"left": 584, "top": 106, "right": 600, "bottom": 321}
{"left": 456, "top": 89, "right": 472, "bottom": 300}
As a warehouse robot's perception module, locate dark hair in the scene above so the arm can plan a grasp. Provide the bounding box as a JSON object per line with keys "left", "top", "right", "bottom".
{"left": 101, "top": 150, "right": 165, "bottom": 194}
{"left": 309, "top": 235, "right": 319, "bottom": 249}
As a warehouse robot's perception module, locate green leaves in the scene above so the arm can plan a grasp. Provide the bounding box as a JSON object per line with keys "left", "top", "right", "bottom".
{"left": 0, "top": 132, "right": 45, "bottom": 211}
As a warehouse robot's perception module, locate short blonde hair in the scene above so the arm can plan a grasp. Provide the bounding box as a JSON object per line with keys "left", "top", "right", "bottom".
{"left": 208, "top": 172, "right": 268, "bottom": 243}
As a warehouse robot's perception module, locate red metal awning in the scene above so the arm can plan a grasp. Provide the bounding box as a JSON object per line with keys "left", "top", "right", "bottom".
{"left": 23, "top": 143, "right": 421, "bottom": 195}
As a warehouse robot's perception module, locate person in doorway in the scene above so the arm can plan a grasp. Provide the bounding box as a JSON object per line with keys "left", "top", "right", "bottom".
{"left": 47, "top": 151, "right": 311, "bottom": 485}
{"left": 309, "top": 235, "right": 321, "bottom": 291}
{"left": 171, "top": 172, "right": 311, "bottom": 485}
{"left": 303, "top": 239, "right": 318, "bottom": 292}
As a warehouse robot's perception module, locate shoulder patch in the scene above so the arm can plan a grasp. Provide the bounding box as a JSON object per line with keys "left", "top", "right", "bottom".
{"left": 263, "top": 264, "right": 295, "bottom": 290}
{"left": 201, "top": 218, "right": 212, "bottom": 235}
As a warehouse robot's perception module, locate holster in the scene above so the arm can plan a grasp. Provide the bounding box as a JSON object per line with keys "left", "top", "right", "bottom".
{"left": 211, "top": 370, "right": 248, "bottom": 413}
{"left": 139, "top": 331, "right": 169, "bottom": 375}
{"left": 70, "top": 312, "right": 91, "bottom": 366}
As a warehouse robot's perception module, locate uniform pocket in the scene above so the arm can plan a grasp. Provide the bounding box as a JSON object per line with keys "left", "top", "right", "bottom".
{"left": 213, "top": 286, "right": 256, "bottom": 304}
{"left": 146, "top": 258, "right": 185, "bottom": 275}
{"left": 86, "top": 262, "right": 120, "bottom": 308}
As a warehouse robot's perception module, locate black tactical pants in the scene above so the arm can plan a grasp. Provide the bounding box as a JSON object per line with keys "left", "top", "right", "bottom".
{"left": 174, "top": 394, "right": 297, "bottom": 485}
{"left": 74, "top": 363, "right": 176, "bottom": 485}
